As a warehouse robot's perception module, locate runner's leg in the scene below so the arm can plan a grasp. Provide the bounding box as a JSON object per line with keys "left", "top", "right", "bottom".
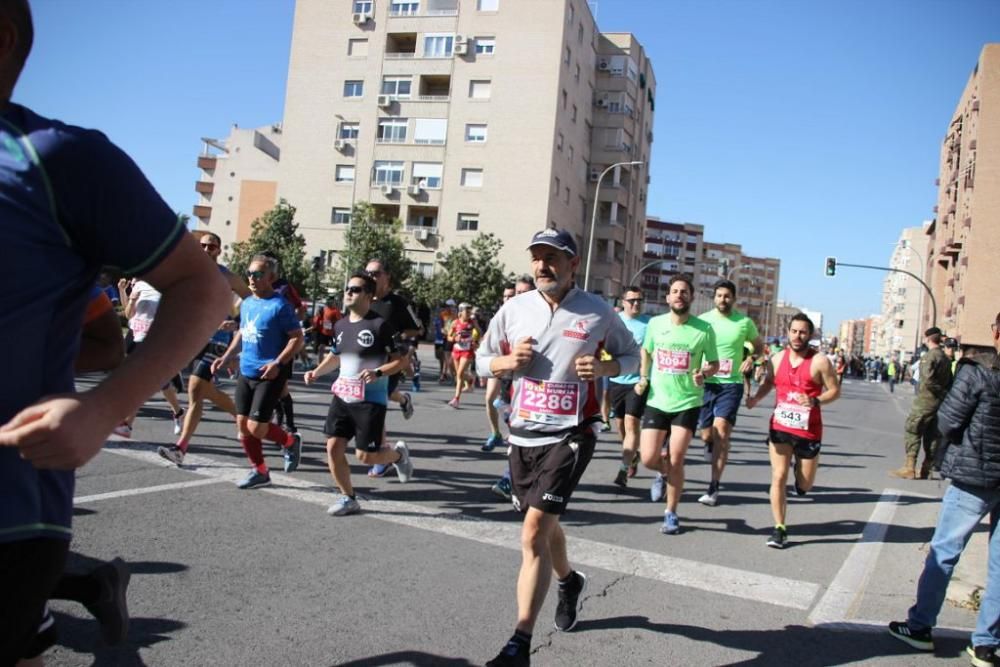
{"left": 664, "top": 427, "right": 693, "bottom": 514}
{"left": 769, "top": 441, "right": 793, "bottom": 526}
{"left": 326, "top": 437, "right": 354, "bottom": 496}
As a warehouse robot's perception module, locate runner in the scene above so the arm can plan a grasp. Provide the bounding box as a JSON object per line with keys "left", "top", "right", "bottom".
{"left": 609, "top": 286, "right": 650, "bottom": 488}
{"left": 210, "top": 255, "right": 304, "bottom": 489}
{"left": 697, "top": 279, "right": 763, "bottom": 506}
{"left": 482, "top": 283, "right": 517, "bottom": 452}
{"left": 0, "top": 5, "right": 232, "bottom": 660}
{"left": 446, "top": 302, "right": 481, "bottom": 408}
{"left": 263, "top": 251, "right": 306, "bottom": 434}
{"left": 637, "top": 275, "right": 719, "bottom": 535}
{"left": 745, "top": 313, "right": 840, "bottom": 549}
{"left": 314, "top": 296, "right": 343, "bottom": 358}
{"left": 478, "top": 228, "right": 639, "bottom": 666}
{"left": 304, "top": 272, "right": 414, "bottom": 516}
{"left": 434, "top": 299, "right": 456, "bottom": 384}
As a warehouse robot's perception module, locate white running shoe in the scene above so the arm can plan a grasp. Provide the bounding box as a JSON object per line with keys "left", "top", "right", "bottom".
{"left": 393, "top": 440, "right": 414, "bottom": 483}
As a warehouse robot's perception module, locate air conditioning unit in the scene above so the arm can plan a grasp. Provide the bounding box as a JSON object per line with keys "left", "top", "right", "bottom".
{"left": 334, "top": 139, "right": 345, "bottom": 151}
{"left": 454, "top": 43, "right": 469, "bottom": 55}
{"left": 377, "top": 94, "right": 392, "bottom": 107}
{"left": 595, "top": 97, "right": 607, "bottom": 108}
{"left": 408, "top": 184, "right": 422, "bottom": 196}
{"left": 414, "top": 228, "right": 430, "bottom": 241}
{"left": 598, "top": 59, "right": 609, "bottom": 71}
{"left": 589, "top": 168, "right": 601, "bottom": 182}
{"left": 382, "top": 184, "right": 395, "bottom": 195}
{"left": 352, "top": 12, "right": 369, "bottom": 24}
{"left": 455, "top": 35, "right": 467, "bottom": 44}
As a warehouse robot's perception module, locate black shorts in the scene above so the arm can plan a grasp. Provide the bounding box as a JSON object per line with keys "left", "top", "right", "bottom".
{"left": 641, "top": 405, "right": 701, "bottom": 432}
{"left": 434, "top": 343, "right": 445, "bottom": 358}
{"left": 191, "top": 341, "right": 228, "bottom": 381}
{"left": 0, "top": 538, "right": 69, "bottom": 664}
{"left": 323, "top": 398, "right": 387, "bottom": 452}
{"left": 769, "top": 429, "right": 822, "bottom": 459}
{"left": 387, "top": 372, "right": 402, "bottom": 396}
{"left": 235, "top": 365, "right": 291, "bottom": 422}
{"left": 316, "top": 333, "right": 333, "bottom": 348}
{"left": 509, "top": 430, "right": 596, "bottom": 515}
{"left": 609, "top": 382, "right": 646, "bottom": 419}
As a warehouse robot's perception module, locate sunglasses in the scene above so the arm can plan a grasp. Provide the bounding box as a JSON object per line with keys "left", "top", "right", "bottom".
{"left": 345, "top": 285, "right": 367, "bottom": 295}
{"left": 247, "top": 270, "right": 267, "bottom": 280}
{"left": 623, "top": 298, "right": 643, "bottom": 305}
{"left": 200, "top": 243, "right": 220, "bottom": 250}
{"left": 366, "top": 270, "right": 384, "bottom": 278}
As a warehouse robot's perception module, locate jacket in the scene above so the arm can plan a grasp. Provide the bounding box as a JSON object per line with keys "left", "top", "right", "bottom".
{"left": 938, "top": 352, "right": 1000, "bottom": 489}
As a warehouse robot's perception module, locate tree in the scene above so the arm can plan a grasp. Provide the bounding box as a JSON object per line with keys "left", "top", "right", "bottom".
{"left": 428, "top": 234, "right": 511, "bottom": 312}
{"left": 226, "top": 200, "right": 309, "bottom": 290}
{"left": 335, "top": 202, "right": 413, "bottom": 288}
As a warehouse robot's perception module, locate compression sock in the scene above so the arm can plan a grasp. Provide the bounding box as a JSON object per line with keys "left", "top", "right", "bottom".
{"left": 240, "top": 435, "right": 266, "bottom": 472}
{"left": 280, "top": 394, "right": 296, "bottom": 431}
{"left": 265, "top": 423, "right": 294, "bottom": 447}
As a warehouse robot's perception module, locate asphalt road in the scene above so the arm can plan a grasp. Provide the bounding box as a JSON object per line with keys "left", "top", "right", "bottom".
{"left": 45, "top": 368, "right": 982, "bottom": 666}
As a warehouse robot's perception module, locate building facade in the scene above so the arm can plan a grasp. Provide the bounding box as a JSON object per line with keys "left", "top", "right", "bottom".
{"left": 876, "top": 224, "right": 931, "bottom": 357}
{"left": 640, "top": 217, "right": 703, "bottom": 314}
{"left": 204, "top": 0, "right": 657, "bottom": 287}
{"left": 925, "top": 43, "right": 999, "bottom": 348}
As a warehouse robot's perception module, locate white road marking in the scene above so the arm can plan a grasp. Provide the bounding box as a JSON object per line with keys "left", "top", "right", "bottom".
{"left": 807, "top": 489, "right": 900, "bottom": 626}
{"left": 102, "top": 443, "right": 820, "bottom": 610}
{"left": 74, "top": 478, "right": 226, "bottom": 504}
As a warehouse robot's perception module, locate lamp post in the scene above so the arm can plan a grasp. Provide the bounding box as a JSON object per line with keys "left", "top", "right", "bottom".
{"left": 583, "top": 160, "right": 644, "bottom": 292}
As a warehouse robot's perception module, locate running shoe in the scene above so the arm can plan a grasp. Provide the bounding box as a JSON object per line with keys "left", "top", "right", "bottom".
{"left": 112, "top": 423, "right": 132, "bottom": 439}
{"left": 237, "top": 470, "right": 271, "bottom": 490}
{"left": 447, "top": 397, "right": 460, "bottom": 409}
{"left": 327, "top": 495, "right": 361, "bottom": 517}
{"left": 599, "top": 421, "right": 611, "bottom": 432}
{"left": 887, "top": 621, "right": 934, "bottom": 651}
{"left": 482, "top": 433, "right": 504, "bottom": 452}
{"left": 766, "top": 526, "right": 788, "bottom": 549}
{"left": 368, "top": 463, "right": 393, "bottom": 478}
{"left": 698, "top": 485, "right": 719, "bottom": 507}
{"left": 393, "top": 441, "right": 414, "bottom": 483}
{"left": 157, "top": 445, "right": 185, "bottom": 466}
{"left": 794, "top": 481, "right": 808, "bottom": 497}
{"left": 613, "top": 468, "right": 628, "bottom": 488}
{"left": 650, "top": 472, "right": 666, "bottom": 502}
{"left": 84, "top": 557, "right": 131, "bottom": 646}
{"left": 660, "top": 511, "right": 680, "bottom": 535}
{"left": 554, "top": 570, "right": 588, "bottom": 631}
{"left": 172, "top": 409, "right": 184, "bottom": 436}
{"left": 486, "top": 642, "right": 530, "bottom": 667}
{"left": 967, "top": 644, "right": 997, "bottom": 667}
{"left": 627, "top": 452, "right": 639, "bottom": 478}
{"left": 400, "top": 392, "right": 415, "bottom": 420}
{"left": 283, "top": 432, "right": 303, "bottom": 473}
{"left": 491, "top": 476, "right": 512, "bottom": 500}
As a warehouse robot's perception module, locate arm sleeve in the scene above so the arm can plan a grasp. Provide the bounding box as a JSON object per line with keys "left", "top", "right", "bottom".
{"left": 605, "top": 314, "right": 640, "bottom": 377}
{"left": 937, "top": 363, "right": 979, "bottom": 441}
{"left": 475, "top": 309, "right": 506, "bottom": 379}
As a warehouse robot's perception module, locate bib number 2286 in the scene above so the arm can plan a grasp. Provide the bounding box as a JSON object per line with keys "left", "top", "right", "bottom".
{"left": 516, "top": 378, "right": 579, "bottom": 427}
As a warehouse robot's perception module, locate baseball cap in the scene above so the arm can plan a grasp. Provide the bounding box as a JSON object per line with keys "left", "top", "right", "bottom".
{"left": 445, "top": 298, "right": 456, "bottom": 306}
{"left": 924, "top": 326, "right": 943, "bottom": 337}
{"left": 944, "top": 337, "right": 959, "bottom": 348}
{"left": 458, "top": 302, "right": 472, "bottom": 310}
{"left": 527, "top": 228, "right": 577, "bottom": 257}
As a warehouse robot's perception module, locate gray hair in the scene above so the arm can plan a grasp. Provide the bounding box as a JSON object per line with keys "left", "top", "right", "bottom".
{"left": 250, "top": 254, "right": 278, "bottom": 275}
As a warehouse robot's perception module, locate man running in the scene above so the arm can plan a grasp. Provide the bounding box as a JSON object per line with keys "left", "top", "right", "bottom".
{"left": 637, "top": 275, "right": 719, "bottom": 535}
{"left": 211, "top": 255, "right": 304, "bottom": 489}
{"left": 746, "top": 313, "right": 840, "bottom": 549}
{"left": 697, "top": 279, "right": 763, "bottom": 506}
{"left": 477, "top": 229, "right": 639, "bottom": 667}
{"left": 304, "top": 272, "right": 414, "bottom": 516}
{"left": 609, "top": 286, "right": 650, "bottom": 488}
{"left": 0, "top": 3, "right": 231, "bottom": 660}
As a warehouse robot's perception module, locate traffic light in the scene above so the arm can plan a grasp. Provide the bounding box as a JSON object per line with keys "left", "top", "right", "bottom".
{"left": 824, "top": 257, "right": 837, "bottom": 277}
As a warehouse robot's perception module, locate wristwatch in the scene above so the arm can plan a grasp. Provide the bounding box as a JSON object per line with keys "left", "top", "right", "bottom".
{"left": 375, "top": 368, "right": 384, "bottom": 377}
{"left": 811, "top": 396, "right": 821, "bottom": 407}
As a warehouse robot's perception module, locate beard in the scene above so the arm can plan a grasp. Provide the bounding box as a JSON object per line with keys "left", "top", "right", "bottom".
{"left": 789, "top": 338, "right": 807, "bottom": 351}
{"left": 716, "top": 303, "right": 733, "bottom": 315}
{"left": 670, "top": 302, "right": 690, "bottom": 315}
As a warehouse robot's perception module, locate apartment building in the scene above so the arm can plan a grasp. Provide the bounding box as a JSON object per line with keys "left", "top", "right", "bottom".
{"left": 640, "top": 217, "right": 704, "bottom": 314}
{"left": 193, "top": 124, "right": 282, "bottom": 252}
{"left": 876, "top": 224, "right": 931, "bottom": 357}
{"left": 925, "top": 43, "right": 999, "bottom": 348}
{"left": 252, "top": 0, "right": 657, "bottom": 286}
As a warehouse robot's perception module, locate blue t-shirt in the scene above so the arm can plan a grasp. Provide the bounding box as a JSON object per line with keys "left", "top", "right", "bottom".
{"left": 238, "top": 293, "right": 301, "bottom": 378}
{"left": 610, "top": 313, "right": 650, "bottom": 385}
{"left": 0, "top": 103, "right": 185, "bottom": 544}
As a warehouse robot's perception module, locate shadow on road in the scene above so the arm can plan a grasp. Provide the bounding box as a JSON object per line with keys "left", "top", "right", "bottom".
{"left": 337, "top": 651, "right": 476, "bottom": 666}
{"left": 52, "top": 611, "right": 186, "bottom": 667}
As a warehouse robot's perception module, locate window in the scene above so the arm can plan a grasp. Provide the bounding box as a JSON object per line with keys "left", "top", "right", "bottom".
{"left": 564, "top": 186, "right": 570, "bottom": 205}
{"left": 556, "top": 132, "right": 563, "bottom": 151}
{"left": 424, "top": 33, "right": 454, "bottom": 58}
{"left": 461, "top": 168, "right": 483, "bottom": 187}
{"left": 571, "top": 104, "right": 577, "bottom": 122}
{"left": 381, "top": 77, "right": 412, "bottom": 98}
{"left": 469, "top": 79, "right": 491, "bottom": 99}
{"left": 458, "top": 213, "right": 479, "bottom": 231}
{"left": 568, "top": 145, "right": 574, "bottom": 162}
{"left": 564, "top": 46, "right": 571, "bottom": 66}
{"left": 410, "top": 213, "right": 437, "bottom": 229}
{"left": 414, "top": 262, "right": 434, "bottom": 278}
{"left": 332, "top": 208, "right": 352, "bottom": 224}
{"left": 335, "top": 165, "right": 355, "bottom": 183}
{"left": 343, "top": 80, "right": 364, "bottom": 98}
{"left": 562, "top": 89, "right": 568, "bottom": 109}
{"left": 353, "top": 1, "right": 373, "bottom": 13}
{"left": 553, "top": 176, "right": 560, "bottom": 196}
{"left": 578, "top": 24, "right": 584, "bottom": 44}
{"left": 338, "top": 122, "right": 359, "bottom": 139}
{"left": 465, "top": 123, "right": 487, "bottom": 143}
{"left": 413, "top": 118, "right": 447, "bottom": 144}
{"left": 373, "top": 160, "right": 405, "bottom": 185}
{"left": 411, "top": 162, "right": 443, "bottom": 188}
{"left": 475, "top": 37, "right": 496, "bottom": 55}
{"left": 377, "top": 118, "right": 408, "bottom": 143}
{"left": 348, "top": 38, "right": 368, "bottom": 57}
{"left": 390, "top": 0, "right": 419, "bottom": 15}
{"left": 567, "top": 3, "right": 574, "bottom": 22}
{"left": 477, "top": 0, "right": 499, "bottom": 10}
{"left": 575, "top": 63, "right": 580, "bottom": 83}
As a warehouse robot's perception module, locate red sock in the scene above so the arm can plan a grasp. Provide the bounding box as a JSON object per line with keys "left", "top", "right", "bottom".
{"left": 240, "top": 435, "right": 267, "bottom": 473}
{"left": 265, "top": 423, "right": 294, "bottom": 448}
{"left": 176, "top": 438, "right": 189, "bottom": 453}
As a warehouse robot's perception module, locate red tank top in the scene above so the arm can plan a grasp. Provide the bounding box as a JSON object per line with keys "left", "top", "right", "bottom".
{"left": 771, "top": 349, "right": 823, "bottom": 441}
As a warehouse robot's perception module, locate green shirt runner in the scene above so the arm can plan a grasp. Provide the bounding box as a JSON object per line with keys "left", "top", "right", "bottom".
{"left": 698, "top": 309, "right": 760, "bottom": 384}
{"left": 644, "top": 314, "right": 718, "bottom": 414}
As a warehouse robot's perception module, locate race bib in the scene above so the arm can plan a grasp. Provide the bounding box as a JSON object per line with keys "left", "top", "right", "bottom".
{"left": 656, "top": 349, "right": 690, "bottom": 374}
{"left": 332, "top": 376, "right": 364, "bottom": 403}
{"left": 705, "top": 358, "right": 733, "bottom": 375}
{"left": 455, "top": 334, "right": 472, "bottom": 352}
{"left": 322, "top": 321, "right": 334, "bottom": 333}
{"left": 130, "top": 315, "right": 153, "bottom": 336}
{"left": 774, "top": 402, "right": 811, "bottom": 430}
{"left": 516, "top": 378, "right": 579, "bottom": 427}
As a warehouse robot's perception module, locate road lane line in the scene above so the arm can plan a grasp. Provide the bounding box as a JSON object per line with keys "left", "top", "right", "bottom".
{"left": 103, "top": 443, "right": 820, "bottom": 610}
{"left": 74, "top": 478, "right": 226, "bottom": 504}
{"left": 807, "top": 489, "right": 900, "bottom": 626}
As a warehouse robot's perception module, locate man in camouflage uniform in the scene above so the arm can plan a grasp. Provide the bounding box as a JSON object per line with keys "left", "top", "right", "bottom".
{"left": 891, "top": 327, "right": 953, "bottom": 480}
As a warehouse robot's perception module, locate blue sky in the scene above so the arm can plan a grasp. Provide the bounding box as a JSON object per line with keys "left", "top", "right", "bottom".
{"left": 18, "top": 0, "right": 999, "bottom": 331}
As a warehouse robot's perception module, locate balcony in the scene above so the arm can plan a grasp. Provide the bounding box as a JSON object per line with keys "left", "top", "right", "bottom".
{"left": 193, "top": 205, "right": 211, "bottom": 220}
{"left": 195, "top": 181, "right": 214, "bottom": 195}
{"left": 197, "top": 155, "right": 217, "bottom": 170}
{"left": 385, "top": 32, "right": 417, "bottom": 58}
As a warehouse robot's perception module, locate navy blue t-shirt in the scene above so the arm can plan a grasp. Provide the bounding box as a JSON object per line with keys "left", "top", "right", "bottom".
{"left": 238, "top": 293, "right": 301, "bottom": 378}
{"left": 0, "top": 103, "right": 185, "bottom": 544}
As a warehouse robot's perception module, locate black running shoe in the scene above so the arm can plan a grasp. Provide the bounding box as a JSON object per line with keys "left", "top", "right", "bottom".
{"left": 888, "top": 620, "right": 934, "bottom": 651}
{"left": 554, "top": 570, "right": 587, "bottom": 631}
{"left": 84, "top": 558, "right": 131, "bottom": 645}
{"left": 613, "top": 468, "right": 628, "bottom": 488}
{"left": 486, "top": 639, "right": 530, "bottom": 667}
{"left": 766, "top": 526, "right": 787, "bottom": 549}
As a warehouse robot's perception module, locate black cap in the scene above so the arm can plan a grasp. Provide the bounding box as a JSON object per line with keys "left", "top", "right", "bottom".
{"left": 527, "top": 228, "right": 577, "bottom": 257}
{"left": 925, "top": 326, "right": 943, "bottom": 337}
{"left": 944, "top": 337, "right": 959, "bottom": 348}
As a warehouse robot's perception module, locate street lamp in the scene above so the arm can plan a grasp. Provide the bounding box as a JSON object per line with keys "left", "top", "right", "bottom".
{"left": 583, "top": 160, "right": 644, "bottom": 293}
{"left": 725, "top": 263, "right": 751, "bottom": 280}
